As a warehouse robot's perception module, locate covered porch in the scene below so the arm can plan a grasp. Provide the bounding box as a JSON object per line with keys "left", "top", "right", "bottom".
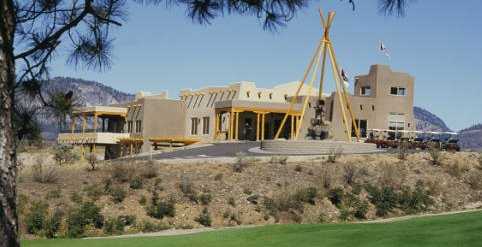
{"left": 213, "top": 100, "right": 302, "bottom": 141}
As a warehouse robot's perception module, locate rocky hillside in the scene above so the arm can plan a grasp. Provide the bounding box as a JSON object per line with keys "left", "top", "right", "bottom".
{"left": 414, "top": 106, "right": 452, "bottom": 132}
{"left": 35, "top": 77, "right": 134, "bottom": 139}
{"left": 458, "top": 124, "right": 482, "bottom": 151}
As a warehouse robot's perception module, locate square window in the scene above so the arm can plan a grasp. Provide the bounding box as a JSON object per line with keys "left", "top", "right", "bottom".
{"left": 390, "top": 87, "right": 398, "bottom": 95}
{"left": 361, "top": 86, "right": 371, "bottom": 96}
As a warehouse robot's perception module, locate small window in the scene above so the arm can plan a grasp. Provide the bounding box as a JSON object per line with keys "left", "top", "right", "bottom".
{"left": 257, "top": 92, "right": 262, "bottom": 99}
{"left": 135, "top": 120, "right": 142, "bottom": 133}
{"left": 269, "top": 93, "right": 273, "bottom": 99}
{"left": 361, "top": 86, "right": 371, "bottom": 96}
{"left": 191, "top": 118, "right": 199, "bottom": 135}
{"left": 390, "top": 87, "right": 406, "bottom": 96}
{"left": 372, "top": 105, "right": 375, "bottom": 111}
{"left": 360, "top": 105, "right": 363, "bottom": 111}
{"left": 127, "top": 121, "right": 133, "bottom": 133}
{"left": 202, "top": 117, "right": 210, "bottom": 135}
{"left": 284, "top": 94, "right": 288, "bottom": 100}
{"left": 246, "top": 91, "right": 250, "bottom": 98}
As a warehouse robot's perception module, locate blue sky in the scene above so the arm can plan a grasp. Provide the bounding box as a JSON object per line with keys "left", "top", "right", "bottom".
{"left": 51, "top": 0, "right": 482, "bottom": 130}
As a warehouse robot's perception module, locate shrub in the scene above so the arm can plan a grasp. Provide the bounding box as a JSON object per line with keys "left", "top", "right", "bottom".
{"left": 25, "top": 200, "right": 49, "bottom": 234}
{"left": 199, "top": 193, "right": 212, "bottom": 205}
{"left": 66, "top": 201, "right": 104, "bottom": 238}
{"left": 398, "top": 182, "right": 433, "bottom": 214}
{"left": 353, "top": 200, "right": 369, "bottom": 219}
{"left": 343, "top": 163, "right": 359, "bottom": 186}
{"left": 103, "top": 178, "right": 113, "bottom": 193}
{"left": 140, "top": 161, "right": 158, "bottom": 179}
{"left": 110, "top": 164, "right": 133, "bottom": 183}
{"left": 129, "top": 176, "right": 143, "bottom": 190}
{"left": 139, "top": 220, "right": 170, "bottom": 233}
{"left": 53, "top": 144, "right": 78, "bottom": 166}
{"left": 338, "top": 207, "right": 351, "bottom": 221}
{"left": 195, "top": 208, "right": 212, "bottom": 227}
{"left": 398, "top": 142, "right": 409, "bottom": 160}
{"left": 70, "top": 191, "right": 83, "bottom": 204}
{"left": 139, "top": 195, "right": 147, "bottom": 205}
{"left": 214, "top": 173, "right": 223, "bottom": 181}
{"left": 294, "top": 187, "right": 318, "bottom": 205}
{"left": 86, "top": 152, "right": 97, "bottom": 171}
{"left": 320, "top": 166, "right": 332, "bottom": 189}
{"left": 44, "top": 208, "right": 64, "bottom": 238}
{"left": 45, "top": 188, "right": 62, "bottom": 200}
{"left": 110, "top": 186, "right": 127, "bottom": 203}
{"left": 327, "top": 188, "right": 344, "bottom": 208}
{"left": 32, "top": 161, "right": 58, "bottom": 184}
{"left": 83, "top": 185, "right": 104, "bottom": 201}
{"left": 465, "top": 170, "right": 482, "bottom": 190}
{"left": 233, "top": 152, "right": 249, "bottom": 172}
{"left": 477, "top": 153, "right": 482, "bottom": 170}
{"left": 118, "top": 215, "right": 136, "bottom": 226}
{"left": 327, "top": 147, "right": 342, "bottom": 163}
{"left": 270, "top": 156, "right": 288, "bottom": 165}
{"left": 179, "top": 176, "right": 195, "bottom": 195}
{"left": 366, "top": 185, "right": 398, "bottom": 217}
{"left": 428, "top": 145, "right": 441, "bottom": 166}
{"left": 146, "top": 193, "right": 176, "bottom": 219}
{"left": 103, "top": 216, "right": 134, "bottom": 235}
{"left": 294, "top": 165, "right": 303, "bottom": 172}
{"left": 228, "top": 197, "right": 236, "bottom": 207}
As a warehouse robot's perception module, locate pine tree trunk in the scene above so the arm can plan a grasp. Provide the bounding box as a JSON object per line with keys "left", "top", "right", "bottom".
{"left": 0, "top": 1, "right": 19, "bottom": 246}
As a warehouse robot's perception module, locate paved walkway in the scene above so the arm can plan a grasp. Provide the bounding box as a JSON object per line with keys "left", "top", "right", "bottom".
{"left": 146, "top": 142, "right": 262, "bottom": 160}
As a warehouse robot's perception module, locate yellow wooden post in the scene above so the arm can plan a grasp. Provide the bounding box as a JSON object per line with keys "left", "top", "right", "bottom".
{"left": 256, "top": 113, "right": 260, "bottom": 141}
{"left": 229, "top": 108, "right": 234, "bottom": 140}
{"left": 261, "top": 113, "right": 266, "bottom": 140}
{"left": 290, "top": 115, "right": 294, "bottom": 139}
{"left": 235, "top": 112, "right": 239, "bottom": 140}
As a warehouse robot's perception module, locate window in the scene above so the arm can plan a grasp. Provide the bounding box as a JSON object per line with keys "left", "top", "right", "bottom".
{"left": 127, "top": 121, "right": 133, "bottom": 133}
{"left": 360, "top": 86, "right": 371, "bottom": 96}
{"left": 135, "top": 120, "right": 142, "bottom": 133}
{"left": 390, "top": 87, "right": 406, "bottom": 96}
{"left": 257, "top": 92, "right": 262, "bottom": 99}
{"left": 388, "top": 113, "right": 405, "bottom": 140}
{"left": 284, "top": 94, "right": 288, "bottom": 100}
{"left": 360, "top": 104, "right": 363, "bottom": 111}
{"left": 372, "top": 105, "right": 375, "bottom": 111}
{"left": 269, "top": 93, "right": 273, "bottom": 99}
{"left": 246, "top": 91, "right": 250, "bottom": 98}
{"left": 191, "top": 118, "right": 199, "bottom": 135}
{"left": 202, "top": 117, "right": 210, "bottom": 135}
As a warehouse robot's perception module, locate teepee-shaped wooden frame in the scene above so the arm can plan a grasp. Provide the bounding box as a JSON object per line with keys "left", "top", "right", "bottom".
{"left": 274, "top": 9, "right": 360, "bottom": 142}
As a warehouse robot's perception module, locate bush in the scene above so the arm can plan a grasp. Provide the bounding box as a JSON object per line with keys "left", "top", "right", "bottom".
{"left": 32, "top": 161, "right": 59, "bottom": 184}
{"left": 195, "top": 208, "right": 212, "bottom": 227}
{"left": 146, "top": 193, "right": 176, "bottom": 219}
{"left": 228, "top": 197, "right": 236, "bottom": 207}
{"left": 53, "top": 144, "right": 78, "bottom": 166}
{"left": 343, "top": 163, "right": 359, "bottom": 186}
{"left": 338, "top": 207, "right": 351, "bottom": 221}
{"left": 70, "top": 191, "right": 83, "bottom": 204}
{"left": 428, "top": 145, "right": 441, "bottom": 166}
{"left": 25, "top": 200, "right": 49, "bottom": 234}
{"left": 83, "top": 185, "right": 104, "bottom": 201}
{"left": 293, "top": 187, "right": 318, "bottom": 205}
{"left": 353, "top": 200, "right": 369, "bottom": 219}
{"left": 140, "top": 161, "right": 158, "bottom": 179}
{"left": 66, "top": 201, "right": 104, "bottom": 238}
{"left": 45, "top": 188, "right": 62, "bottom": 200}
{"left": 110, "top": 164, "right": 133, "bottom": 183}
{"left": 294, "top": 165, "right": 303, "bottom": 172}
{"left": 199, "top": 193, "right": 212, "bottom": 205}
{"left": 110, "top": 186, "right": 127, "bottom": 203}
{"left": 327, "top": 188, "right": 344, "bottom": 208}
{"left": 129, "top": 176, "right": 143, "bottom": 190}
{"left": 139, "top": 195, "right": 147, "bottom": 205}
{"left": 465, "top": 170, "right": 482, "bottom": 190}
{"left": 44, "top": 208, "right": 64, "bottom": 238}
{"left": 398, "top": 142, "right": 409, "bottom": 160}
{"left": 327, "top": 147, "right": 342, "bottom": 163}
{"left": 477, "top": 153, "right": 482, "bottom": 170}
{"left": 103, "top": 216, "right": 134, "bottom": 235}
{"left": 86, "top": 152, "right": 97, "bottom": 171}
{"left": 270, "top": 156, "right": 288, "bottom": 165}
{"left": 366, "top": 185, "right": 398, "bottom": 217}
{"left": 139, "top": 220, "right": 170, "bottom": 233}
{"left": 214, "top": 173, "right": 223, "bottom": 181}
{"left": 399, "top": 181, "right": 433, "bottom": 214}
{"left": 233, "top": 152, "right": 249, "bottom": 172}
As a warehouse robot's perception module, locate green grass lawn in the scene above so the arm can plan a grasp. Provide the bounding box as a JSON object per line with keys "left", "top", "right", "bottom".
{"left": 23, "top": 211, "right": 482, "bottom": 247}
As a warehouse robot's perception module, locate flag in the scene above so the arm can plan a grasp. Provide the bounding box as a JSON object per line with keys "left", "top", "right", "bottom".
{"left": 379, "top": 40, "right": 391, "bottom": 59}
{"left": 341, "top": 68, "right": 350, "bottom": 88}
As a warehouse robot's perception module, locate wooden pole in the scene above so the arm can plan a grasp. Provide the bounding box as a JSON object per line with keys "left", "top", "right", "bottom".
{"left": 261, "top": 113, "right": 266, "bottom": 140}
{"left": 327, "top": 43, "right": 351, "bottom": 141}
{"left": 235, "top": 112, "right": 239, "bottom": 140}
{"left": 256, "top": 113, "right": 260, "bottom": 141}
{"left": 274, "top": 40, "right": 323, "bottom": 139}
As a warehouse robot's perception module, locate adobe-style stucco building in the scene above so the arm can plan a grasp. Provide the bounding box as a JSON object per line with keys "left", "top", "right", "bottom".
{"left": 58, "top": 64, "right": 415, "bottom": 159}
